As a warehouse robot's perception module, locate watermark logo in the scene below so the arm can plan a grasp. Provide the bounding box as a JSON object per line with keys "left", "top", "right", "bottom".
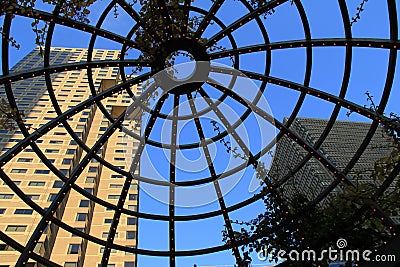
{"left": 257, "top": 238, "right": 395, "bottom": 263}
{"left": 336, "top": 238, "right": 347, "bottom": 249}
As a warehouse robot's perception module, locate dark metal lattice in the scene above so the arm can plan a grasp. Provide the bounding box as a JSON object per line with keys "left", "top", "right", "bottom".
{"left": 0, "top": 0, "right": 400, "bottom": 266}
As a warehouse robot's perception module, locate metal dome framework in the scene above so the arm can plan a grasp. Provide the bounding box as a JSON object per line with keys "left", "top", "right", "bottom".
{"left": 0, "top": 0, "right": 399, "bottom": 266}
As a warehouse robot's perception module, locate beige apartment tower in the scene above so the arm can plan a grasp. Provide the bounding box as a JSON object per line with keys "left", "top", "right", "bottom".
{"left": 0, "top": 47, "right": 140, "bottom": 267}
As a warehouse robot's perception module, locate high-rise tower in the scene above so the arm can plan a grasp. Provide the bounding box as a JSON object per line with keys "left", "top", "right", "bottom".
{"left": 269, "top": 118, "right": 399, "bottom": 224}
{"left": 0, "top": 47, "right": 140, "bottom": 267}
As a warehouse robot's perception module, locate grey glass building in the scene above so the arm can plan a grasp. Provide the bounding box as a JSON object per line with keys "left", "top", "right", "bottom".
{"left": 269, "top": 117, "right": 398, "bottom": 224}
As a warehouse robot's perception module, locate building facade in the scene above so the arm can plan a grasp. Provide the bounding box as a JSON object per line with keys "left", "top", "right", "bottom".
{"left": 0, "top": 47, "right": 140, "bottom": 267}
{"left": 269, "top": 117, "right": 398, "bottom": 221}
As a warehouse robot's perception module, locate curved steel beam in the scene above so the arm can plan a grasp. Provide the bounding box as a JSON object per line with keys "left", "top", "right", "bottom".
{"left": 0, "top": 59, "right": 149, "bottom": 85}
{"left": 203, "top": 0, "right": 289, "bottom": 47}
{"left": 10, "top": 6, "right": 138, "bottom": 49}
{"left": 180, "top": 0, "right": 192, "bottom": 37}
{"left": 187, "top": 92, "right": 242, "bottom": 264}
{"left": 193, "top": 0, "right": 225, "bottom": 39}
{"left": 116, "top": 0, "right": 164, "bottom": 43}
{"left": 209, "top": 38, "right": 400, "bottom": 60}
{"left": 100, "top": 93, "right": 169, "bottom": 265}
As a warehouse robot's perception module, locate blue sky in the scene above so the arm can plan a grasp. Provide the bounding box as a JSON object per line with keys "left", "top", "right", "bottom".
{"left": 3, "top": 0, "right": 400, "bottom": 266}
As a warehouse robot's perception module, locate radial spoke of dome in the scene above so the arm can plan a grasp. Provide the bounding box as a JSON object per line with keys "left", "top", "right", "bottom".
{"left": 197, "top": 85, "right": 294, "bottom": 221}
{"left": 41, "top": 5, "right": 145, "bottom": 191}
{"left": 0, "top": 229, "right": 61, "bottom": 267}
{"left": 10, "top": 6, "right": 139, "bottom": 49}
{"left": 157, "top": 0, "right": 173, "bottom": 38}
{"left": 118, "top": 23, "right": 143, "bottom": 99}
{"left": 169, "top": 94, "right": 179, "bottom": 267}
{"left": 0, "top": 59, "right": 150, "bottom": 85}
{"left": 16, "top": 112, "right": 126, "bottom": 265}
{"left": 193, "top": 0, "right": 225, "bottom": 39}
{"left": 271, "top": 0, "right": 313, "bottom": 187}
{"left": 344, "top": 0, "right": 398, "bottom": 175}
{"left": 208, "top": 38, "right": 400, "bottom": 60}
{"left": 1, "top": 15, "right": 29, "bottom": 139}
{"left": 186, "top": 93, "right": 242, "bottom": 264}
{"left": 86, "top": 1, "right": 133, "bottom": 126}
{"left": 275, "top": 0, "right": 352, "bottom": 189}
{"left": 234, "top": 70, "right": 400, "bottom": 131}
{"left": 208, "top": 81, "right": 356, "bottom": 186}
{"left": 116, "top": 0, "right": 164, "bottom": 43}
{"left": 209, "top": 80, "right": 400, "bottom": 233}
{"left": 0, "top": 72, "right": 152, "bottom": 167}
{"left": 197, "top": 87, "right": 255, "bottom": 165}
{"left": 180, "top": 0, "right": 192, "bottom": 37}
{"left": 101, "top": 93, "right": 170, "bottom": 266}
{"left": 203, "top": 0, "right": 288, "bottom": 47}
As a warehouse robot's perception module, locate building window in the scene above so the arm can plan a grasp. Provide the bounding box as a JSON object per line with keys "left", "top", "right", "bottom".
{"left": 5, "top": 225, "right": 27, "bottom": 232}
{"left": 48, "top": 194, "right": 57, "bottom": 202}
{"left": 129, "top": 184, "right": 138, "bottom": 190}
{"left": 66, "top": 149, "right": 75, "bottom": 154}
{"left": 67, "top": 244, "right": 80, "bottom": 254}
{"left": 83, "top": 188, "right": 92, "bottom": 195}
{"left": 124, "top": 262, "right": 135, "bottom": 267}
{"left": 108, "top": 195, "right": 120, "bottom": 200}
{"left": 45, "top": 149, "right": 60, "bottom": 153}
{"left": 49, "top": 140, "right": 63, "bottom": 144}
{"left": 14, "top": 209, "right": 33, "bottom": 215}
{"left": 126, "top": 231, "right": 136, "bottom": 240}
{"left": 109, "top": 184, "right": 122, "bottom": 189}
{"left": 64, "top": 263, "right": 77, "bottom": 267}
{"left": 10, "top": 169, "right": 27, "bottom": 174}
{"left": 88, "top": 167, "right": 97, "bottom": 173}
{"left": 0, "top": 209, "right": 5, "bottom": 214}
{"left": 29, "top": 181, "right": 45, "bottom": 186}
{"left": 102, "top": 248, "right": 117, "bottom": 253}
{"left": 62, "top": 159, "right": 72, "bottom": 165}
{"left": 0, "top": 194, "right": 13, "bottom": 199}
{"left": 79, "top": 200, "right": 89, "bottom": 207}
{"left": 53, "top": 181, "right": 64, "bottom": 188}
{"left": 127, "top": 205, "right": 136, "bottom": 211}
{"left": 17, "top": 158, "right": 32, "bottom": 163}
{"left": 125, "top": 246, "right": 135, "bottom": 255}
{"left": 34, "top": 170, "right": 50, "bottom": 174}
{"left": 85, "top": 177, "right": 95, "bottom": 183}
{"left": 72, "top": 227, "right": 85, "bottom": 237}
{"left": 27, "top": 195, "right": 40, "bottom": 200}
{"left": 128, "top": 194, "right": 137, "bottom": 200}
{"left": 76, "top": 213, "right": 87, "bottom": 222}
{"left": 104, "top": 219, "right": 112, "bottom": 224}
{"left": 127, "top": 218, "right": 137, "bottom": 225}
